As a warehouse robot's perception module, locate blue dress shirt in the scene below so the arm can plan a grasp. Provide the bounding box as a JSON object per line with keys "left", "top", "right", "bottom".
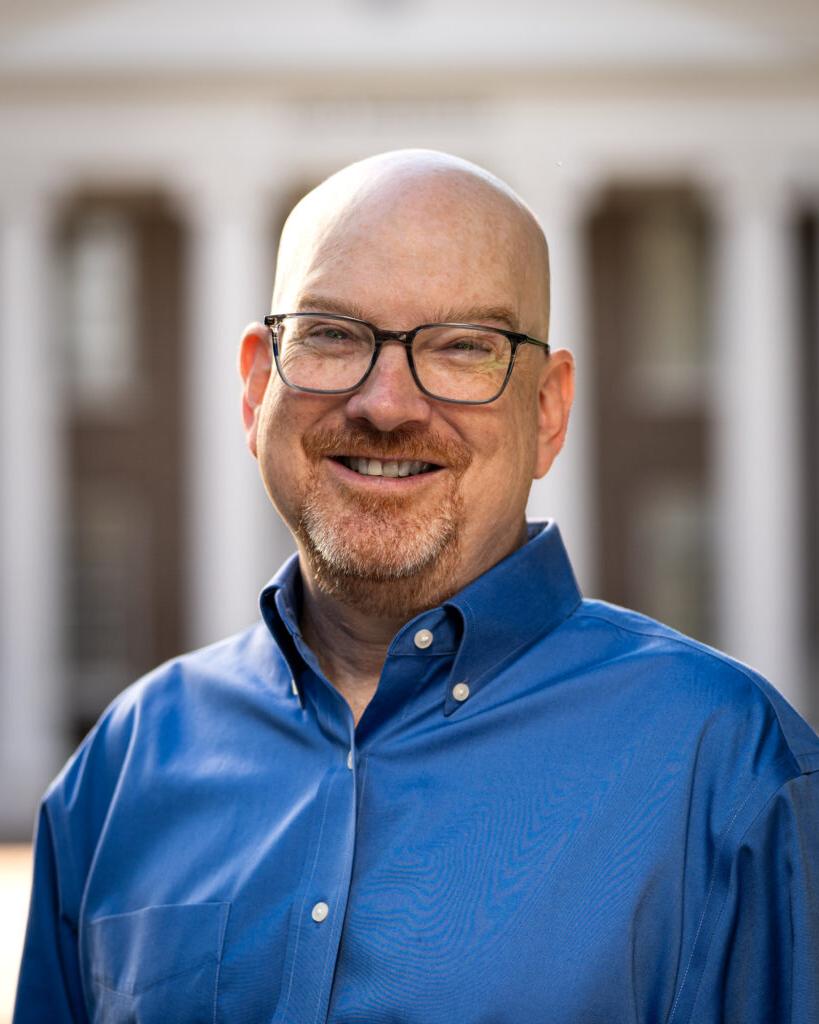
{"left": 14, "top": 521, "right": 819, "bottom": 1023}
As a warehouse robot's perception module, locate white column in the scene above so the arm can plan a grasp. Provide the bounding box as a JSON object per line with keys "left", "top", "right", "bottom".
{"left": 177, "top": 177, "right": 293, "bottom": 649}
{"left": 0, "top": 187, "right": 67, "bottom": 836}
{"left": 710, "top": 170, "right": 806, "bottom": 710}
{"left": 517, "top": 173, "right": 600, "bottom": 595}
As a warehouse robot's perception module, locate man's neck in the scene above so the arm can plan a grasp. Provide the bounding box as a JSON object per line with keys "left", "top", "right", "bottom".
{"left": 299, "top": 579, "right": 407, "bottom": 725}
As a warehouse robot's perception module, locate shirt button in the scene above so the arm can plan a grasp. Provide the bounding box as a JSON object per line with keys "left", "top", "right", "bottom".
{"left": 311, "top": 901, "right": 329, "bottom": 923}
{"left": 346, "top": 750, "right": 354, "bottom": 770}
{"left": 452, "top": 681, "right": 470, "bottom": 702}
{"left": 414, "top": 628, "right": 434, "bottom": 649}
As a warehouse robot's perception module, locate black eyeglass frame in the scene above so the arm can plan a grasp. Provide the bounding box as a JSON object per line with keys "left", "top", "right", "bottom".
{"left": 263, "top": 312, "right": 551, "bottom": 406}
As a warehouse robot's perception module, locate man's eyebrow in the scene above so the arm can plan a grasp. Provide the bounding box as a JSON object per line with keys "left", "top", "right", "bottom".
{"left": 293, "top": 295, "right": 521, "bottom": 333}
{"left": 294, "top": 295, "right": 369, "bottom": 320}
{"left": 434, "top": 305, "right": 520, "bottom": 332}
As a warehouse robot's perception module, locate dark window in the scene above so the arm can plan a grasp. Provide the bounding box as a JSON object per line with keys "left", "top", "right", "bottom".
{"left": 59, "top": 193, "right": 186, "bottom": 743}
{"left": 588, "top": 185, "right": 714, "bottom": 643}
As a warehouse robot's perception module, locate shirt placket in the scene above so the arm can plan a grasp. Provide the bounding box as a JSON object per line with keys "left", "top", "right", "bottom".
{"left": 270, "top": 606, "right": 458, "bottom": 1023}
{"left": 272, "top": 671, "right": 358, "bottom": 1024}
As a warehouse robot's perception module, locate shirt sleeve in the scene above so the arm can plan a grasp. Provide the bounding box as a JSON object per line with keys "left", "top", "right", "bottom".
{"left": 689, "top": 770, "right": 819, "bottom": 1024}
{"left": 13, "top": 802, "right": 89, "bottom": 1024}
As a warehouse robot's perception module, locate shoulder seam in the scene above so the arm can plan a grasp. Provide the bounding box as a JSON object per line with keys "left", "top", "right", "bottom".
{"left": 575, "top": 607, "right": 812, "bottom": 774}
{"left": 576, "top": 608, "right": 757, "bottom": 680}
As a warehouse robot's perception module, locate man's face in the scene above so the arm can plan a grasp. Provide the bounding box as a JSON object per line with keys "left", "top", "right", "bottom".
{"left": 243, "top": 168, "right": 569, "bottom": 616}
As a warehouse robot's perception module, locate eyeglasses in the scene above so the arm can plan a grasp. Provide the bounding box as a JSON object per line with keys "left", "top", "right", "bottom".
{"left": 263, "top": 312, "right": 550, "bottom": 405}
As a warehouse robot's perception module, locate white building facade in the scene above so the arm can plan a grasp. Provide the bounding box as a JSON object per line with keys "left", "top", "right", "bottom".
{"left": 1, "top": 1, "right": 818, "bottom": 837}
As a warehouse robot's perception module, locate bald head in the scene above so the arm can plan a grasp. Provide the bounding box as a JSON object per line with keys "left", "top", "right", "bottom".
{"left": 272, "top": 149, "right": 550, "bottom": 340}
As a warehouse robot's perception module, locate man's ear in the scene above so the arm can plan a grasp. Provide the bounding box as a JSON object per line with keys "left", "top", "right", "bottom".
{"left": 533, "top": 349, "right": 575, "bottom": 480}
{"left": 238, "top": 322, "right": 273, "bottom": 458}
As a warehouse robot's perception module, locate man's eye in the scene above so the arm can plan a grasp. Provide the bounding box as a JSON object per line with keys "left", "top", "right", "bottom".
{"left": 307, "top": 327, "right": 352, "bottom": 341}
{"left": 440, "top": 337, "right": 496, "bottom": 356}
{"left": 449, "top": 339, "right": 488, "bottom": 352}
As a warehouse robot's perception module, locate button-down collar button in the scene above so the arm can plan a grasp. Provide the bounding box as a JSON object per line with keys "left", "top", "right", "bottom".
{"left": 346, "top": 750, "right": 354, "bottom": 770}
{"left": 311, "top": 901, "right": 329, "bottom": 923}
{"left": 452, "top": 681, "right": 470, "bottom": 702}
{"left": 414, "top": 628, "right": 434, "bottom": 649}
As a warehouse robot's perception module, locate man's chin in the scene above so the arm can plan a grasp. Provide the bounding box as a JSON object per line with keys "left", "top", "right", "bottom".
{"left": 297, "top": 507, "right": 462, "bottom": 618}
{"left": 306, "top": 560, "right": 462, "bottom": 619}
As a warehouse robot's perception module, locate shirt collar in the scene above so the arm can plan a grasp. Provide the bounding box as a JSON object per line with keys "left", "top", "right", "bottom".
{"left": 440, "top": 519, "right": 582, "bottom": 713}
{"left": 259, "top": 520, "right": 582, "bottom": 714}
{"left": 259, "top": 554, "right": 306, "bottom": 699}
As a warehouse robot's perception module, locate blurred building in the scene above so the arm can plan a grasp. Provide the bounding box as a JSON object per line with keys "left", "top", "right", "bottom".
{"left": 0, "top": 0, "right": 817, "bottom": 838}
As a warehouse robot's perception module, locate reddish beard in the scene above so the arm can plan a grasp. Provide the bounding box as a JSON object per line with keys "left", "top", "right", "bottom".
{"left": 295, "top": 425, "right": 472, "bottom": 616}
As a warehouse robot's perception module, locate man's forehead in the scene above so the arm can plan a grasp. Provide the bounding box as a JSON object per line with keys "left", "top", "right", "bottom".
{"left": 279, "top": 245, "right": 526, "bottom": 334}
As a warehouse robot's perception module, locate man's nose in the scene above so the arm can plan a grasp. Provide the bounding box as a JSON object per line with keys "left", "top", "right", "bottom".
{"left": 343, "top": 341, "right": 432, "bottom": 432}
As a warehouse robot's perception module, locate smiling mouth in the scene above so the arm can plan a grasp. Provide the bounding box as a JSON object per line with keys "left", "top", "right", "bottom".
{"left": 332, "top": 456, "right": 442, "bottom": 478}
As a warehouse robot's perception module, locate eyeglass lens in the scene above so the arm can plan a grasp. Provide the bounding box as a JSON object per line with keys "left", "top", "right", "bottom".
{"left": 276, "top": 314, "right": 512, "bottom": 402}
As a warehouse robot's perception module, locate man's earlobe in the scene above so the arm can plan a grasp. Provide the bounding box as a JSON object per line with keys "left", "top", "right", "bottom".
{"left": 238, "top": 323, "right": 273, "bottom": 458}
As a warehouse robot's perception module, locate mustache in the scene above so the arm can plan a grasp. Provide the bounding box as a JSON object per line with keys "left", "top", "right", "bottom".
{"left": 302, "top": 426, "right": 472, "bottom": 472}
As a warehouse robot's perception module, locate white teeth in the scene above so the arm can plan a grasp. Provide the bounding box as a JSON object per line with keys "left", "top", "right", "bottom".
{"left": 343, "top": 457, "right": 435, "bottom": 477}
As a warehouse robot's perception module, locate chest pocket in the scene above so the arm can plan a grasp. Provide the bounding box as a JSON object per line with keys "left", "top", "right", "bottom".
{"left": 86, "top": 902, "right": 230, "bottom": 1024}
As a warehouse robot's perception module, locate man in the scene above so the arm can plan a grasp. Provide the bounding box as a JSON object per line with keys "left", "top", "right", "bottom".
{"left": 14, "top": 150, "right": 819, "bottom": 1022}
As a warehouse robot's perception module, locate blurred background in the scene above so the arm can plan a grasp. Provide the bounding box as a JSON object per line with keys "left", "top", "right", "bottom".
{"left": 1, "top": 0, "right": 818, "bottom": 1012}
